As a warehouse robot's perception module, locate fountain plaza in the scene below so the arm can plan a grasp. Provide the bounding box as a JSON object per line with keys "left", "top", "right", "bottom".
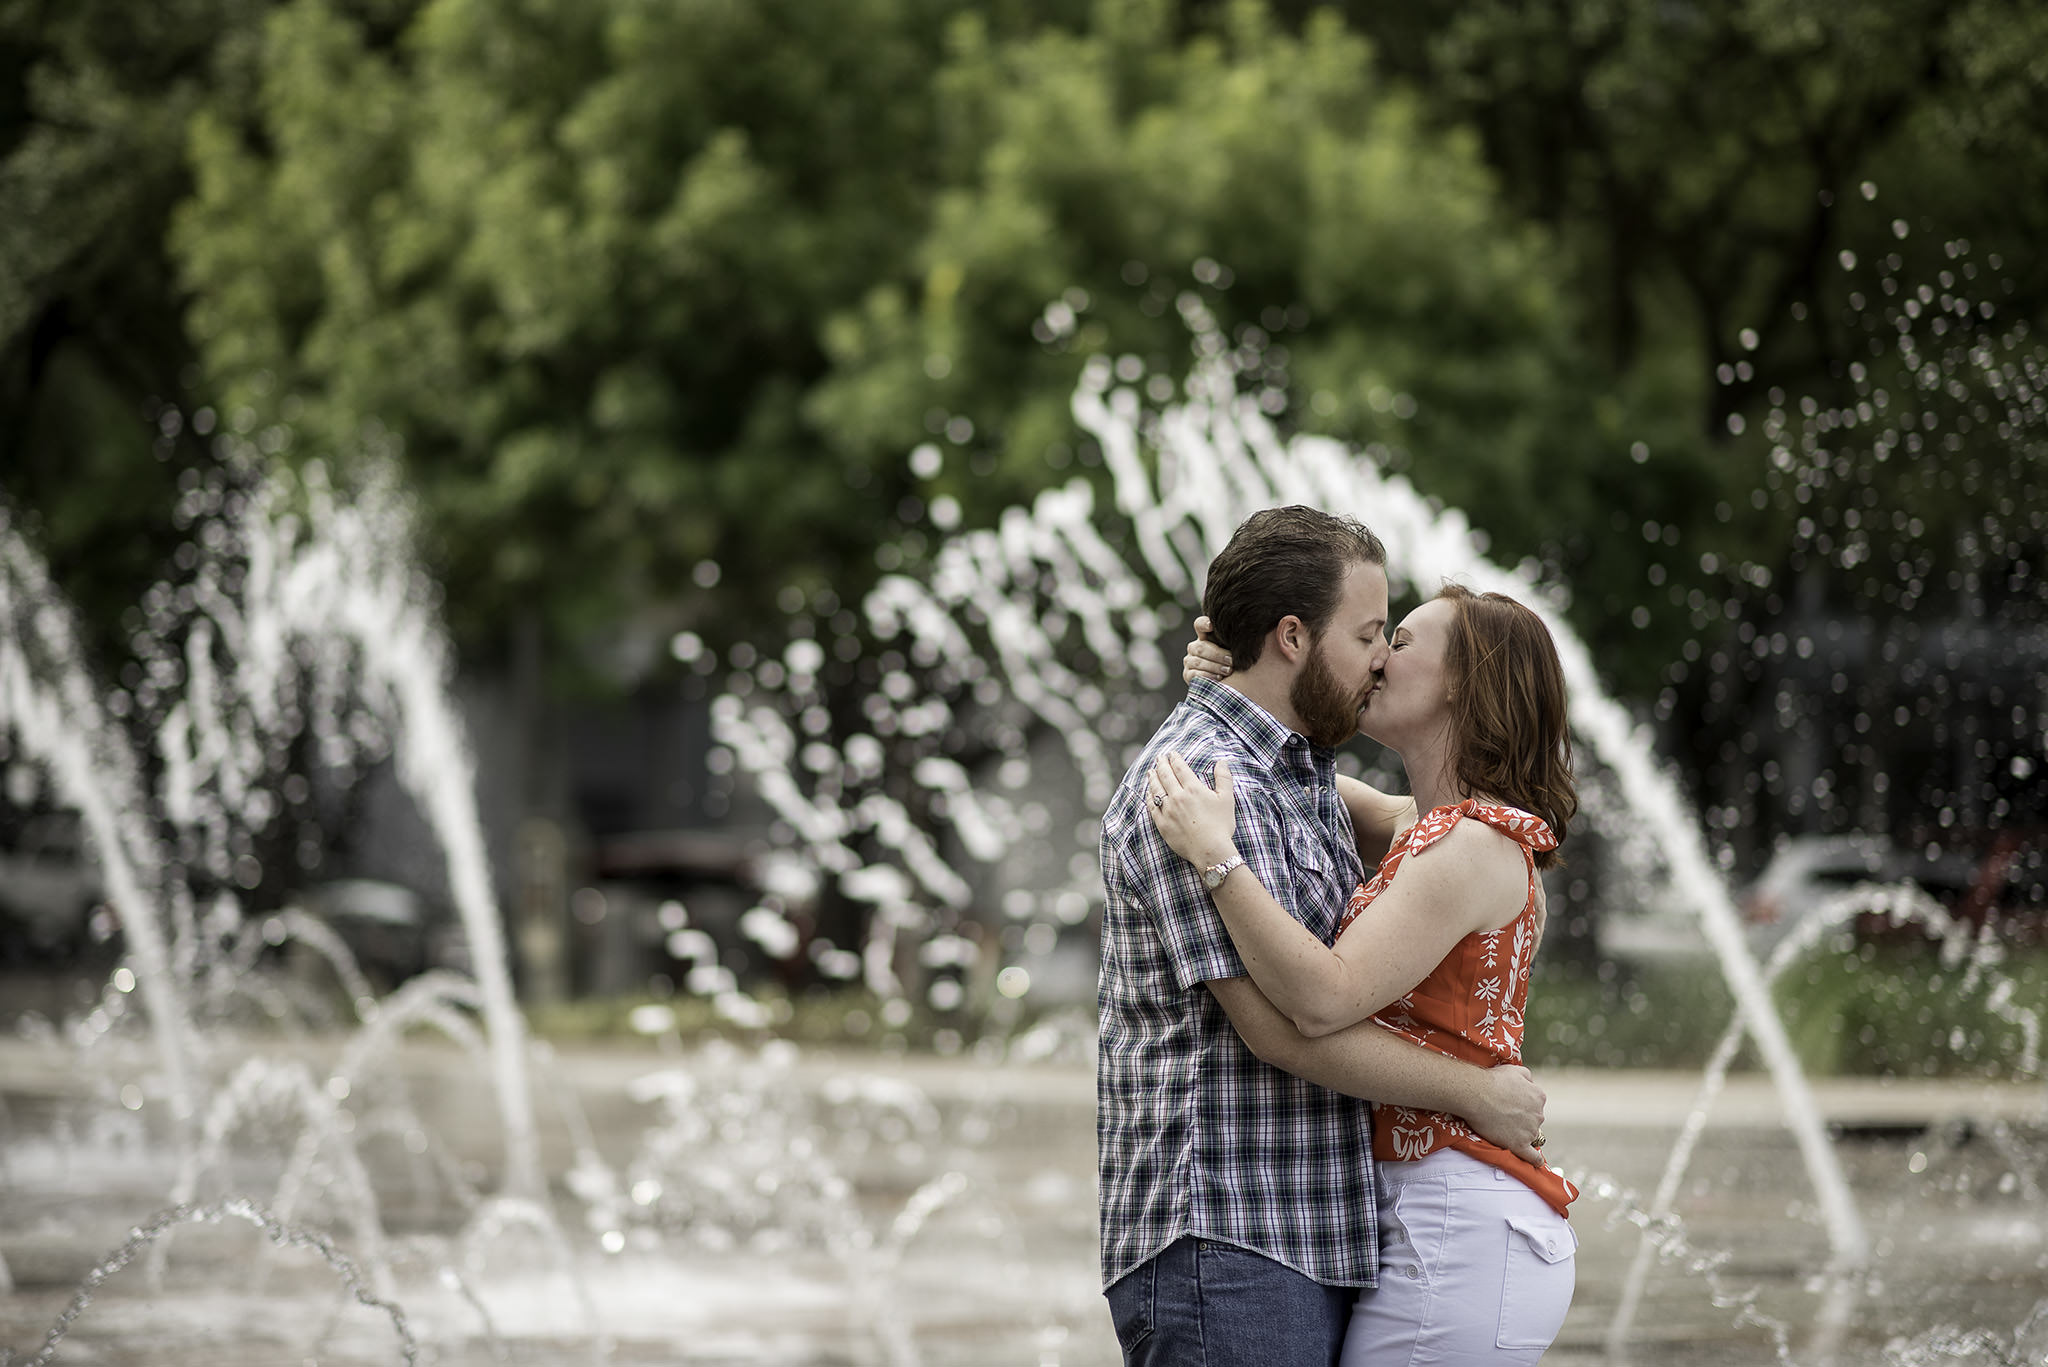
{"left": 3, "top": 282, "right": 2046, "bottom": 1365}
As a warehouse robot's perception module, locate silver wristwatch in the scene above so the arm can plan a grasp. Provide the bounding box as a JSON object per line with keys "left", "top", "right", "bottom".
{"left": 1202, "top": 854, "right": 1246, "bottom": 891}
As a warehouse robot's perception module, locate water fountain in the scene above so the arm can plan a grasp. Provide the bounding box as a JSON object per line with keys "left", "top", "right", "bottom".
{"left": 2, "top": 220, "right": 2043, "bottom": 1363}
{"left": 0, "top": 453, "right": 1083, "bottom": 1364}
{"left": 706, "top": 278, "right": 2048, "bottom": 1360}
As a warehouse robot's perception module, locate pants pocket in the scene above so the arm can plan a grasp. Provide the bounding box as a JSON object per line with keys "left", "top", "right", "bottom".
{"left": 1106, "top": 1258, "right": 1156, "bottom": 1355}
{"left": 1497, "top": 1212, "right": 1576, "bottom": 1351}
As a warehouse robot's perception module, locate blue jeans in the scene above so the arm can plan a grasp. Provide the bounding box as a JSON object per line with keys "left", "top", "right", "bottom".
{"left": 1105, "top": 1236, "right": 1353, "bottom": 1367}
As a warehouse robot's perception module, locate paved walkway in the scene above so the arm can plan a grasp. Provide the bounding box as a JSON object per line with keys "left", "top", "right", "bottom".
{"left": 2, "top": 1038, "right": 2044, "bottom": 1365}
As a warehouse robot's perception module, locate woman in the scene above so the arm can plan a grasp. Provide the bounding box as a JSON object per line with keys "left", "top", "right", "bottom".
{"left": 1149, "top": 583, "right": 1580, "bottom": 1366}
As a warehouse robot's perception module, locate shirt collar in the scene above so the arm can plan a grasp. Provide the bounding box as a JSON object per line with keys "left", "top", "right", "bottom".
{"left": 1185, "top": 676, "right": 1334, "bottom": 775}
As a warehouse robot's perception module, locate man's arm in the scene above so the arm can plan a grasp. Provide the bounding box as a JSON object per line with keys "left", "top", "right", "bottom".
{"left": 1207, "top": 976, "right": 1546, "bottom": 1164}
{"left": 1336, "top": 774, "right": 1415, "bottom": 867}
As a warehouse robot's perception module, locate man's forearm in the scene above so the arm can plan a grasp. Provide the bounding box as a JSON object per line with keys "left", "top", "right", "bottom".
{"left": 1273, "top": 1015, "right": 1489, "bottom": 1114}
{"left": 1210, "top": 974, "right": 1484, "bottom": 1114}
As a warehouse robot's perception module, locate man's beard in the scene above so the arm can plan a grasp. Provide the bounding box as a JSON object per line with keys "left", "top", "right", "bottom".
{"left": 1291, "top": 637, "right": 1373, "bottom": 749}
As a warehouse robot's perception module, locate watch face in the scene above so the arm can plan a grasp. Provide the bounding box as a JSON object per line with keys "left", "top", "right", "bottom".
{"left": 1202, "top": 868, "right": 1221, "bottom": 890}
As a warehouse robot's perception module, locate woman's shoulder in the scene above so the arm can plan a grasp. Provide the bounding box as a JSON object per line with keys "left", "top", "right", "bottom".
{"left": 1408, "top": 800, "right": 1554, "bottom": 858}
{"left": 1465, "top": 801, "right": 1556, "bottom": 852}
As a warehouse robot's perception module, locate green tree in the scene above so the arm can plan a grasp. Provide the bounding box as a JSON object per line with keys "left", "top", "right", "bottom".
{"left": 774, "top": 0, "right": 1730, "bottom": 694}
{"left": 171, "top": 0, "right": 1082, "bottom": 664}
{"left": 174, "top": 0, "right": 1694, "bottom": 680}
{"left": 12, "top": 0, "right": 2045, "bottom": 712}
{"left": 0, "top": 0, "right": 273, "bottom": 663}
{"left": 1281, "top": 0, "right": 2048, "bottom": 745}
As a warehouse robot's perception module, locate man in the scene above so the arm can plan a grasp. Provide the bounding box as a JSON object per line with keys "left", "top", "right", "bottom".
{"left": 1097, "top": 506, "right": 1548, "bottom": 1366}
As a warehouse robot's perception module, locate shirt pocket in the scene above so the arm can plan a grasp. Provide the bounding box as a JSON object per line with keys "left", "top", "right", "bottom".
{"left": 1280, "top": 813, "right": 1338, "bottom": 925}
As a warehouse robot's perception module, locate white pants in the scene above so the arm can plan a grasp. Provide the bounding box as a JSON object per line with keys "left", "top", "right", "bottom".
{"left": 1340, "top": 1148, "right": 1577, "bottom": 1366}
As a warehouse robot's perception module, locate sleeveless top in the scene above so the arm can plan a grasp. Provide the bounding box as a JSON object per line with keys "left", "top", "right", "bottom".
{"left": 1336, "top": 798, "right": 1579, "bottom": 1217}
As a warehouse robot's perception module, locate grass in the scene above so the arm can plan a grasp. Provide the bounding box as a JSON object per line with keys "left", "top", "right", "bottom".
{"left": 522, "top": 982, "right": 1094, "bottom": 1062}
{"left": 516, "top": 941, "right": 2048, "bottom": 1081}
{"left": 1526, "top": 941, "right": 2048, "bottom": 1079}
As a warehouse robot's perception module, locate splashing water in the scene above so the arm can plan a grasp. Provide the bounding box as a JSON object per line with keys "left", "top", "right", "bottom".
{"left": 0, "top": 1197, "right": 417, "bottom": 1367}
{"left": 3, "top": 238, "right": 2040, "bottom": 1361}
{"left": 1, "top": 460, "right": 542, "bottom": 1196}
{"left": 1606, "top": 878, "right": 2047, "bottom": 1354}
{"left": 0, "top": 519, "right": 202, "bottom": 1133}
{"left": 1685, "top": 222, "right": 2048, "bottom": 849}
{"left": 715, "top": 292, "right": 1869, "bottom": 1279}
{"left": 0, "top": 458, "right": 583, "bottom": 1358}
{"left": 214, "top": 463, "right": 544, "bottom": 1200}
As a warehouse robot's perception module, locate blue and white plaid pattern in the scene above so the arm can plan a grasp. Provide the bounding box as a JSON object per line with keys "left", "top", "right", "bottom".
{"left": 1097, "top": 678, "right": 1377, "bottom": 1291}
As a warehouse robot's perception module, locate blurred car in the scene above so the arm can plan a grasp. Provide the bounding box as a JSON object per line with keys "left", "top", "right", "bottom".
{"left": 0, "top": 813, "right": 99, "bottom": 961}
{"left": 300, "top": 877, "right": 467, "bottom": 988}
{"left": 1740, "top": 832, "right": 2013, "bottom": 956}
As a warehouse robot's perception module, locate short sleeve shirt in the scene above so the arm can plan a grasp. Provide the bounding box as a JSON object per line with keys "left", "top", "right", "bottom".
{"left": 1096, "top": 678, "right": 1376, "bottom": 1290}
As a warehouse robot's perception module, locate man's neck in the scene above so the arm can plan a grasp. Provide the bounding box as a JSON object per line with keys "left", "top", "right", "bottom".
{"left": 1218, "top": 670, "right": 1310, "bottom": 738}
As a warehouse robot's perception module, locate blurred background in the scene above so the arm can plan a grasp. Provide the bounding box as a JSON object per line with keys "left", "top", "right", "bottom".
{"left": 5, "top": 3, "right": 2048, "bottom": 1364}
{"left": 3, "top": 0, "right": 2047, "bottom": 1070}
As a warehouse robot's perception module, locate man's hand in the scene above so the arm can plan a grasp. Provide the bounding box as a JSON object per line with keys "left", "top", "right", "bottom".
{"left": 1463, "top": 1064, "right": 1547, "bottom": 1165}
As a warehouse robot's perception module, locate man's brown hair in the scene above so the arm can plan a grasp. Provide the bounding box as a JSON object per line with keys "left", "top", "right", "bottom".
{"left": 1202, "top": 507, "right": 1387, "bottom": 669}
{"left": 1439, "top": 583, "right": 1578, "bottom": 867}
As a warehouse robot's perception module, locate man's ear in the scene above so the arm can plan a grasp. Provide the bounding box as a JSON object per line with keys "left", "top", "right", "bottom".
{"left": 1270, "top": 614, "right": 1312, "bottom": 664}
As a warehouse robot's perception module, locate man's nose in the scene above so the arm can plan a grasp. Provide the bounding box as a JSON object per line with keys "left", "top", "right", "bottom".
{"left": 1370, "top": 640, "right": 1392, "bottom": 671}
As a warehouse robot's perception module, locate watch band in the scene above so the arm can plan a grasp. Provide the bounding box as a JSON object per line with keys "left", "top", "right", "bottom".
{"left": 1203, "top": 854, "right": 1246, "bottom": 891}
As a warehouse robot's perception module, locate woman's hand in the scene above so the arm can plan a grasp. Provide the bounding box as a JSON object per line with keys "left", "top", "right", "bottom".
{"left": 1182, "top": 615, "right": 1234, "bottom": 685}
{"left": 1146, "top": 751, "right": 1239, "bottom": 872}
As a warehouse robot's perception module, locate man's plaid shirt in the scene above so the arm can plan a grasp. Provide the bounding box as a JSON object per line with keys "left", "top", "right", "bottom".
{"left": 1096, "top": 677, "right": 1377, "bottom": 1291}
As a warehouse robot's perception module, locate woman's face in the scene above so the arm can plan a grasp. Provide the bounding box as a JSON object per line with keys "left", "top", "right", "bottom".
{"left": 1357, "top": 596, "right": 1455, "bottom": 750}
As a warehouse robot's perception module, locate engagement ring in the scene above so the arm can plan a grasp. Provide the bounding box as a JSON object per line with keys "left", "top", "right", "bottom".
{"left": 1151, "top": 792, "right": 1165, "bottom": 809}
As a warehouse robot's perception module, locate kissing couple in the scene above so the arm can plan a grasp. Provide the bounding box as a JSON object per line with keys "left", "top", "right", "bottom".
{"left": 1098, "top": 506, "right": 1580, "bottom": 1365}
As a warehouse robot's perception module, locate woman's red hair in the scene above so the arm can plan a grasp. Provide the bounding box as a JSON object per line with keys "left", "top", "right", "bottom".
{"left": 1438, "top": 584, "right": 1577, "bottom": 868}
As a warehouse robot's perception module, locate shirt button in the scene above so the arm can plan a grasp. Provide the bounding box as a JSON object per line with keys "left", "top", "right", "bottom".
{"left": 1404, "top": 1265, "right": 1421, "bottom": 1280}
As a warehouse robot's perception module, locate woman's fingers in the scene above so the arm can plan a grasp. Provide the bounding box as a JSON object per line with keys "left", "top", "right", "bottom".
{"left": 1149, "top": 756, "right": 1180, "bottom": 805}
{"left": 1181, "top": 637, "right": 1234, "bottom": 685}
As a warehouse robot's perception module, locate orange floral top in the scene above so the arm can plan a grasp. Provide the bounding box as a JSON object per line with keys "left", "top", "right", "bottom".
{"left": 1337, "top": 799, "right": 1578, "bottom": 1217}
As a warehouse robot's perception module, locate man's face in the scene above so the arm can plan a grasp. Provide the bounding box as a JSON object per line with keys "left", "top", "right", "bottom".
{"left": 1288, "top": 561, "right": 1390, "bottom": 748}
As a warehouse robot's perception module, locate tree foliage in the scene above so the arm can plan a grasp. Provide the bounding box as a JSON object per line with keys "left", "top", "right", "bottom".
{"left": 4, "top": 0, "right": 2045, "bottom": 708}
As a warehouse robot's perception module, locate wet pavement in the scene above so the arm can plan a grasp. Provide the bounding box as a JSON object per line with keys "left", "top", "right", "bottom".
{"left": 2, "top": 1037, "right": 2045, "bottom": 1365}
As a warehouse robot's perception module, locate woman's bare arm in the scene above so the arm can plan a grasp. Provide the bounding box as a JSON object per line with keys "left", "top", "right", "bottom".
{"left": 1150, "top": 753, "right": 1517, "bottom": 1036}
